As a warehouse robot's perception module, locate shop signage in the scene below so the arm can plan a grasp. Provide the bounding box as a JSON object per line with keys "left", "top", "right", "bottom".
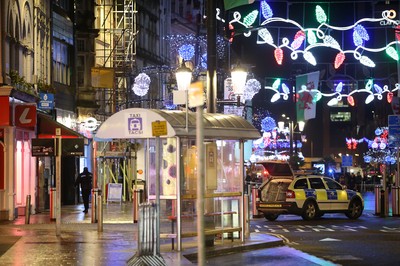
{"left": 32, "top": 138, "right": 55, "bottom": 156}
{"left": 15, "top": 105, "right": 36, "bottom": 127}
{"left": 62, "top": 138, "right": 85, "bottom": 156}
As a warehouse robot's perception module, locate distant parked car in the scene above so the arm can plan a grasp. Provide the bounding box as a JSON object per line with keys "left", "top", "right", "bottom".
{"left": 257, "top": 175, "right": 364, "bottom": 221}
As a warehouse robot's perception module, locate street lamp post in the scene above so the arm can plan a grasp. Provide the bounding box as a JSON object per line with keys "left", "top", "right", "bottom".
{"left": 175, "top": 59, "right": 192, "bottom": 132}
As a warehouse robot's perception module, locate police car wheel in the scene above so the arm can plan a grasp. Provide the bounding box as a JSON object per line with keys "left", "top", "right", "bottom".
{"left": 345, "top": 199, "right": 363, "bottom": 219}
{"left": 264, "top": 213, "right": 279, "bottom": 221}
{"left": 301, "top": 200, "right": 318, "bottom": 221}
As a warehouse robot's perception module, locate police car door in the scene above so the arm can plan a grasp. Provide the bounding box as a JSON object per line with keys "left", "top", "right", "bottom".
{"left": 324, "top": 177, "right": 348, "bottom": 210}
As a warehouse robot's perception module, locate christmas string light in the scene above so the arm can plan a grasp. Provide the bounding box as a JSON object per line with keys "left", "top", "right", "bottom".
{"left": 226, "top": 5, "right": 400, "bottom": 68}
{"left": 264, "top": 79, "right": 400, "bottom": 106}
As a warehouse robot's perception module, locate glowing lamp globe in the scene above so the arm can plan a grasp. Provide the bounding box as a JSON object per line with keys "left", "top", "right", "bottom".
{"left": 175, "top": 60, "right": 192, "bottom": 91}
{"left": 231, "top": 64, "right": 248, "bottom": 94}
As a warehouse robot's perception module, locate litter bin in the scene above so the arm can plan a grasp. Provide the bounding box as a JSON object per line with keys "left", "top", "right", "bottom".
{"left": 91, "top": 188, "right": 102, "bottom": 223}
{"left": 50, "top": 187, "right": 56, "bottom": 220}
{"left": 392, "top": 186, "right": 400, "bottom": 216}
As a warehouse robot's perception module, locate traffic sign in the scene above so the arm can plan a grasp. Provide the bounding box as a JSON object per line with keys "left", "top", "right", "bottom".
{"left": 152, "top": 120, "right": 167, "bottom": 137}
{"left": 342, "top": 155, "right": 353, "bottom": 167}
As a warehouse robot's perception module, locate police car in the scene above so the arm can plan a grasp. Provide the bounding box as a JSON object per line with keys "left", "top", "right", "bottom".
{"left": 257, "top": 175, "right": 364, "bottom": 221}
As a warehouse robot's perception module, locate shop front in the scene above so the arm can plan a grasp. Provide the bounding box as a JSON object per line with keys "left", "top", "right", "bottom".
{"left": 95, "top": 108, "right": 260, "bottom": 250}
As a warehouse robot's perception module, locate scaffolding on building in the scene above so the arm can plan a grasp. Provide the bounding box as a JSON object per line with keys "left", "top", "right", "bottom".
{"left": 94, "top": 0, "right": 137, "bottom": 118}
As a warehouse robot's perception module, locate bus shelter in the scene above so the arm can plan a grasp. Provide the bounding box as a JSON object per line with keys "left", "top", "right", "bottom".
{"left": 95, "top": 108, "right": 260, "bottom": 251}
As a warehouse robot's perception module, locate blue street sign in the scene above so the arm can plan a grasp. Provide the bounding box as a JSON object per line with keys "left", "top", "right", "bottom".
{"left": 342, "top": 155, "right": 353, "bottom": 167}
{"left": 388, "top": 115, "right": 400, "bottom": 146}
{"left": 39, "top": 93, "right": 54, "bottom": 110}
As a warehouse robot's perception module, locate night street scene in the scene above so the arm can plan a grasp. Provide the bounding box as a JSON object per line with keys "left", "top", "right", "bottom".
{"left": 0, "top": 0, "right": 400, "bottom": 265}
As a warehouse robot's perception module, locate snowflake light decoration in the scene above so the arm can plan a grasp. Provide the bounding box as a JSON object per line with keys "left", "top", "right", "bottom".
{"left": 243, "top": 79, "right": 261, "bottom": 101}
{"left": 132, "top": 73, "right": 151, "bottom": 96}
{"left": 178, "top": 44, "right": 195, "bottom": 61}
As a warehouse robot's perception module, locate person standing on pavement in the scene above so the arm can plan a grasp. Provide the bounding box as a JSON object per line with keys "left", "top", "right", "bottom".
{"left": 75, "top": 167, "right": 93, "bottom": 214}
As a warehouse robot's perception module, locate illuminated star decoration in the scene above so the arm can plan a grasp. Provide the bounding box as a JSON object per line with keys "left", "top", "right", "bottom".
{"left": 132, "top": 73, "right": 151, "bottom": 96}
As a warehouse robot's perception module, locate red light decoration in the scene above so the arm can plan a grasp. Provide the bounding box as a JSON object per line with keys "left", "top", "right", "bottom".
{"left": 347, "top": 95, "right": 355, "bottom": 106}
{"left": 346, "top": 138, "right": 358, "bottom": 150}
{"left": 274, "top": 47, "right": 283, "bottom": 65}
{"left": 228, "top": 23, "right": 235, "bottom": 43}
{"left": 396, "top": 25, "right": 400, "bottom": 42}
{"left": 387, "top": 92, "right": 393, "bottom": 103}
{"left": 334, "top": 52, "right": 346, "bottom": 69}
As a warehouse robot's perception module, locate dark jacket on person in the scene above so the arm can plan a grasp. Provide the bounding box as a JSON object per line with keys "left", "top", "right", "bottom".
{"left": 75, "top": 168, "right": 93, "bottom": 191}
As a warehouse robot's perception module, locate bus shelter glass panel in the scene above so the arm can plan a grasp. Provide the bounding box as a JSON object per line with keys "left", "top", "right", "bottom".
{"left": 180, "top": 139, "right": 242, "bottom": 241}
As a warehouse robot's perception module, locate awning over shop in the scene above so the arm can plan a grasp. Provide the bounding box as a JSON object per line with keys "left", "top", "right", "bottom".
{"left": 95, "top": 108, "right": 261, "bottom": 140}
{"left": 37, "top": 112, "right": 84, "bottom": 139}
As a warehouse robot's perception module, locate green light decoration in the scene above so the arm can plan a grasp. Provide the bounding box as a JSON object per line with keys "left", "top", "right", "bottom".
{"left": 366, "top": 79, "right": 373, "bottom": 91}
{"left": 312, "top": 92, "right": 322, "bottom": 102}
{"left": 272, "top": 78, "right": 281, "bottom": 89}
{"left": 307, "top": 30, "right": 317, "bottom": 45}
{"left": 243, "top": 10, "right": 259, "bottom": 26}
{"left": 386, "top": 46, "right": 399, "bottom": 60}
{"left": 315, "top": 5, "right": 327, "bottom": 24}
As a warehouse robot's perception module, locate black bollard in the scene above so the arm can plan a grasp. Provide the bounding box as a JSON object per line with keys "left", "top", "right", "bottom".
{"left": 380, "top": 189, "right": 385, "bottom": 218}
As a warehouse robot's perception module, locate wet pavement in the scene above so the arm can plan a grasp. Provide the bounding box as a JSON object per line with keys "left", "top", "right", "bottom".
{"left": 0, "top": 191, "right": 382, "bottom": 265}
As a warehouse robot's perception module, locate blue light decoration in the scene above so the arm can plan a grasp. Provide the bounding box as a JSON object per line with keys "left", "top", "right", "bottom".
{"left": 353, "top": 25, "right": 369, "bottom": 46}
{"left": 178, "top": 44, "right": 195, "bottom": 61}
{"left": 261, "top": 116, "right": 277, "bottom": 132}
{"left": 260, "top": 0, "right": 273, "bottom": 19}
{"left": 200, "top": 52, "right": 207, "bottom": 69}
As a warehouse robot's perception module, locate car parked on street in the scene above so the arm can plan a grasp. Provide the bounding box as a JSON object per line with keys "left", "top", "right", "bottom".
{"left": 257, "top": 174, "right": 364, "bottom": 221}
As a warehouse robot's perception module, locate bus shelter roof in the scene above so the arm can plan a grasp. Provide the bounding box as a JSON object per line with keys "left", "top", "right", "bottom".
{"left": 94, "top": 108, "right": 260, "bottom": 140}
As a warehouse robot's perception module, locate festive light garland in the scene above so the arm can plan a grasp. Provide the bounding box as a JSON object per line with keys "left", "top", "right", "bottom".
{"left": 345, "top": 127, "right": 397, "bottom": 165}
{"left": 265, "top": 78, "right": 400, "bottom": 106}
{"left": 218, "top": 2, "right": 400, "bottom": 68}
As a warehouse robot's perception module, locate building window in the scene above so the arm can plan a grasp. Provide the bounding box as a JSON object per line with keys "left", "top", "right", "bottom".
{"left": 77, "top": 39, "right": 85, "bottom": 52}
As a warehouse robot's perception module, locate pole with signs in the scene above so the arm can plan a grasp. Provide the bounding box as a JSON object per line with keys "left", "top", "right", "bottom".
{"left": 55, "top": 128, "right": 62, "bottom": 236}
{"left": 151, "top": 120, "right": 167, "bottom": 255}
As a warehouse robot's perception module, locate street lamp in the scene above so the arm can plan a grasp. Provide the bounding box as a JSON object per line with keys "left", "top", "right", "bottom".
{"left": 231, "top": 63, "right": 247, "bottom": 104}
{"left": 176, "top": 59, "right": 192, "bottom": 91}
{"left": 175, "top": 59, "right": 192, "bottom": 131}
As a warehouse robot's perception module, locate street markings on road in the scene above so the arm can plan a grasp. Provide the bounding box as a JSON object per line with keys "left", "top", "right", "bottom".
{"left": 259, "top": 224, "right": 369, "bottom": 233}
{"left": 380, "top": 226, "right": 400, "bottom": 233}
{"left": 320, "top": 238, "right": 341, "bottom": 241}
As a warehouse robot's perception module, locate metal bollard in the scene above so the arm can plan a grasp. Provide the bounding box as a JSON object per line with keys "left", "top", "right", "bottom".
{"left": 374, "top": 185, "right": 382, "bottom": 215}
{"left": 25, "top": 195, "right": 31, "bottom": 224}
{"left": 97, "top": 195, "right": 103, "bottom": 232}
{"left": 380, "top": 189, "right": 386, "bottom": 218}
{"left": 244, "top": 194, "right": 250, "bottom": 239}
{"left": 50, "top": 188, "right": 56, "bottom": 220}
{"left": 392, "top": 186, "right": 400, "bottom": 216}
